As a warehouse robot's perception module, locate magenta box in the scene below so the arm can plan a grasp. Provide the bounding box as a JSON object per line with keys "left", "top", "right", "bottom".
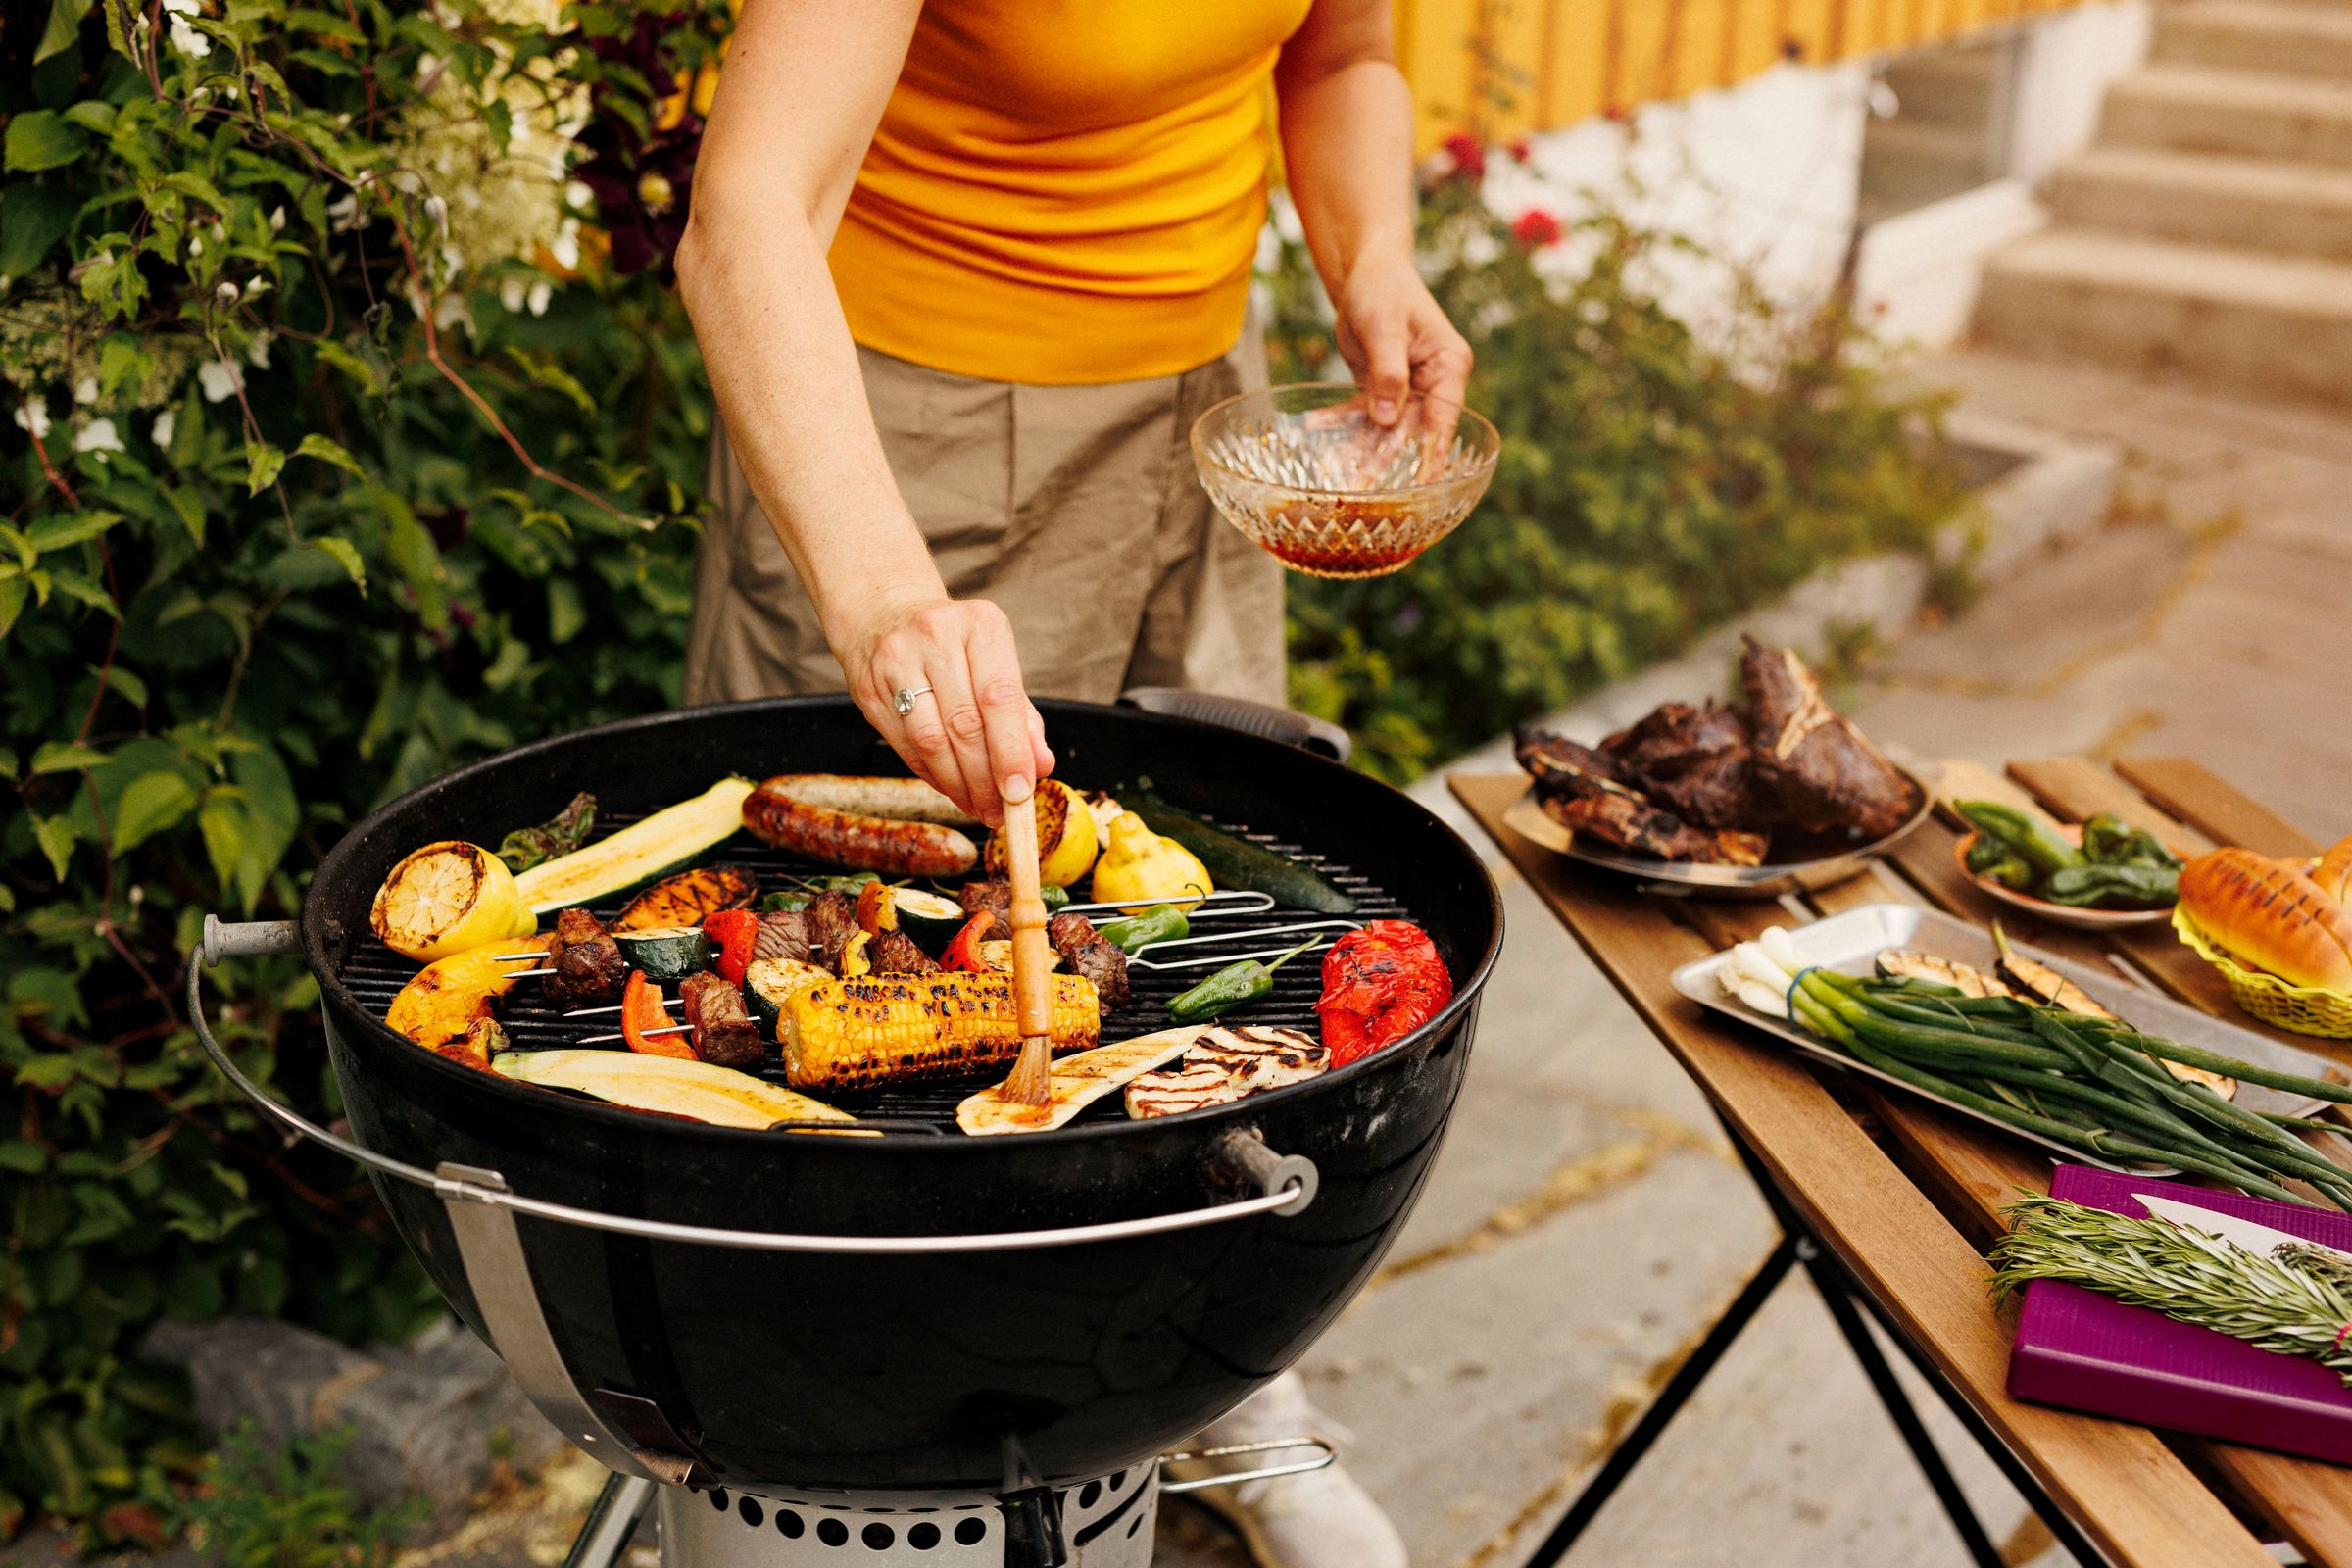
{"left": 2009, "top": 1165, "right": 2352, "bottom": 1464}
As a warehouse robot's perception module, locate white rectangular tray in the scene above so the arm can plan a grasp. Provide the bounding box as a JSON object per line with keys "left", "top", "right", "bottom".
{"left": 1669, "top": 905, "right": 2341, "bottom": 1174}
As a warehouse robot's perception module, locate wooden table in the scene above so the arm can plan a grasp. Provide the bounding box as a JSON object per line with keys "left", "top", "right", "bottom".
{"left": 1451, "top": 758, "right": 2352, "bottom": 1568}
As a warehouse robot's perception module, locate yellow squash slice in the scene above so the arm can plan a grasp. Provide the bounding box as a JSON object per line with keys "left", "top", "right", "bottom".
{"left": 387, "top": 936, "right": 549, "bottom": 1055}
{"left": 492, "top": 1049, "right": 857, "bottom": 1131}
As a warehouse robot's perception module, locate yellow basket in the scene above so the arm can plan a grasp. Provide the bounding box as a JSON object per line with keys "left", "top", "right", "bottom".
{"left": 2172, "top": 907, "right": 2352, "bottom": 1039}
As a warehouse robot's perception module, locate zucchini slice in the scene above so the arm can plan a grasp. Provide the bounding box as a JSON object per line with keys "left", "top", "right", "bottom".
{"left": 513, "top": 778, "right": 754, "bottom": 915}
{"left": 492, "top": 1049, "right": 854, "bottom": 1130}
{"left": 614, "top": 925, "right": 710, "bottom": 982}
{"left": 1874, "top": 950, "right": 2020, "bottom": 1000}
{"left": 894, "top": 888, "right": 966, "bottom": 945}
{"left": 745, "top": 958, "right": 832, "bottom": 1036}
{"left": 615, "top": 865, "right": 760, "bottom": 931}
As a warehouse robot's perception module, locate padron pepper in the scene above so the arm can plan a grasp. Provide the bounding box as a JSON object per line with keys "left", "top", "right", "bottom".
{"left": 1098, "top": 905, "right": 1189, "bottom": 954}
{"left": 1963, "top": 832, "right": 2034, "bottom": 891}
{"left": 1955, "top": 801, "right": 2083, "bottom": 879}
{"left": 1166, "top": 936, "right": 1319, "bottom": 1025}
{"left": 2039, "top": 862, "right": 2180, "bottom": 909}
{"left": 2078, "top": 812, "right": 2181, "bottom": 871}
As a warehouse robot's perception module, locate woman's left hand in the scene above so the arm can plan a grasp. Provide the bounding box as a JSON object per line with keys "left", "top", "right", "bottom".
{"left": 1331, "top": 253, "right": 1473, "bottom": 427}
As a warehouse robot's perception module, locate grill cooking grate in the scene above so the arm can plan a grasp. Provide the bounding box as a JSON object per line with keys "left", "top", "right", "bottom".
{"left": 337, "top": 807, "right": 1409, "bottom": 1128}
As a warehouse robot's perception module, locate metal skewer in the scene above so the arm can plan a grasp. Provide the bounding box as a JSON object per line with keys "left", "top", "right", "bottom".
{"left": 1127, "top": 918, "right": 1361, "bottom": 970}
{"left": 1061, "top": 889, "right": 1277, "bottom": 921}
{"left": 563, "top": 997, "right": 683, "bottom": 1019}
{"left": 574, "top": 1023, "right": 691, "bottom": 1046}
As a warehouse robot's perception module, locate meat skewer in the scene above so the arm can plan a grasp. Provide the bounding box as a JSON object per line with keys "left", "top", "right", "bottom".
{"left": 678, "top": 972, "right": 766, "bottom": 1069}
{"left": 542, "top": 907, "right": 628, "bottom": 1008}
{"left": 1048, "top": 911, "right": 1129, "bottom": 1010}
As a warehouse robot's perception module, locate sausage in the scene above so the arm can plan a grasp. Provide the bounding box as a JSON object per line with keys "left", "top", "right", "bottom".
{"left": 743, "top": 778, "right": 979, "bottom": 877}
{"left": 756, "top": 774, "right": 978, "bottom": 826}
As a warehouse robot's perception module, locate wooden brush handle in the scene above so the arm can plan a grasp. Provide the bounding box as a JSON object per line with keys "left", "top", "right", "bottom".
{"left": 1000, "top": 789, "right": 1054, "bottom": 1041}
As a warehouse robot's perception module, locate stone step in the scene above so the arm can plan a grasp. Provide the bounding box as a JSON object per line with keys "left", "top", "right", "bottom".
{"left": 2157, "top": 0, "right": 2352, "bottom": 78}
{"left": 1975, "top": 228, "right": 2352, "bottom": 406}
{"left": 2100, "top": 62, "right": 2352, "bottom": 167}
{"left": 2053, "top": 145, "right": 2352, "bottom": 261}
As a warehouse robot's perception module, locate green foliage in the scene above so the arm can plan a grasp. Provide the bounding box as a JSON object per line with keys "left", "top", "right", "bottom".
{"left": 1, "top": 0, "right": 722, "bottom": 1543}
{"left": 170, "top": 1424, "right": 422, "bottom": 1568}
{"left": 1268, "top": 165, "right": 1971, "bottom": 781}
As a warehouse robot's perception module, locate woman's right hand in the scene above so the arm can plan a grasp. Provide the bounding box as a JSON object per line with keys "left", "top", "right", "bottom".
{"left": 838, "top": 594, "right": 1055, "bottom": 828}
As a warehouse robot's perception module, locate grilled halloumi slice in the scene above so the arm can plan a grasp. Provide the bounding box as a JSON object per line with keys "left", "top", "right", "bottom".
{"left": 1125, "top": 1027, "right": 1329, "bottom": 1121}
{"left": 956, "top": 1026, "right": 1210, "bottom": 1136}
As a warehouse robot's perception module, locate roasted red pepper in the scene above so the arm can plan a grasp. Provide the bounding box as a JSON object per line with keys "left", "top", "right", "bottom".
{"left": 619, "top": 970, "right": 693, "bottom": 1059}
{"left": 702, "top": 908, "right": 760, "bottom": 985}
{"left": 942, "top": 910, "right": 994, "bottom": 973}
{"left": 1316, "top": 921, "right": 1452, "bottom": 1067}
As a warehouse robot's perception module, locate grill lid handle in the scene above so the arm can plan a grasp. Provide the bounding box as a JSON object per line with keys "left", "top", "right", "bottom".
{"left": 1119, "top": 687, "right": 1352, "bottom": 764}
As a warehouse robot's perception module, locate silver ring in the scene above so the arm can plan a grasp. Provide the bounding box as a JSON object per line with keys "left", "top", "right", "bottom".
{"left": 893, "top": 685, "right": 933, "bottom": 716}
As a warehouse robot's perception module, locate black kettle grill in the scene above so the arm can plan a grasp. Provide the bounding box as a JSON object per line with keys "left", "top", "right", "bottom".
{"left": 190, "top": 695, "right": 1502, "bottom": 1566}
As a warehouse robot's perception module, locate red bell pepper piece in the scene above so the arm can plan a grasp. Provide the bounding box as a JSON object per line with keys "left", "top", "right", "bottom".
{"left": 702, "top": 908, "right": 759, "bottom": 985}
{"left": 619, "top": 970, "right": 694, "bottom": 1059}
{"left": 1316, "top": 921, "right": 1452, "bottom": 1068}
{"left": 942, "top": 910, "right": 995, "bottom": 973}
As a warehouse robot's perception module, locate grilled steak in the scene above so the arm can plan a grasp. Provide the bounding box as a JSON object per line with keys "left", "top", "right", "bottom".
{"left": 543, "top": 907, "right": 626, "bottom": 1008}
{"left": 1048, "top": 911, "right": 1130, "bottom": 1011}
{"left": 805, "top": 891, "right": 859, "bottom": 972}
{"left": 1538, "top": 790, "right": 1766, "bottom": 865}
{"left": 678, "top": 971, "right": 765, "bottom": 1069}
{"left": 1600, "top": 701, "right": 1755, "bottom": 829}
{"left": 1125, "top": 1027, "right": 1328, "bottom": 1119}
{"left": 870, "top": 928, "right": 941, "bottom": 976}
{"left": 753, "top": 909, "right": 811, "bottom": 965}
{"left": 956, "top": 878, "right": 1011, "bottom": 936}
{"left": 1512, "top": 727, "right": 1626, "bottom": 798}
{"left": 1739, "top": 637, "right": 1915, "bottom": 839}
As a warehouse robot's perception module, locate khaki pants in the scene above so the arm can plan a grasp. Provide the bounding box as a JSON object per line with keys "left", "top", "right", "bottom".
{"left": 684, "top": 325, "right": 1284, "bottom": 708}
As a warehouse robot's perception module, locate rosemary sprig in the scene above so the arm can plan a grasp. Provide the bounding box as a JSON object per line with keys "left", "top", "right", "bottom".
{"left": 1991, "top": 1195, "right": 2352, "bottom": 1385}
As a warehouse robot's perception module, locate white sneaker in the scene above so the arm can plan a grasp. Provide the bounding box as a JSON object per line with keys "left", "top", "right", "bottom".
{"left": 1164, "top": 1372, "right": 1408, "bottom": 1568}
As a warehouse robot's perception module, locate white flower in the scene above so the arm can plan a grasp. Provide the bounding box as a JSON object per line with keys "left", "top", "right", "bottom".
{"left": 325, "top": 192, "right": 363, "bottom": 233}
{"left": 424, "top": 194, "right": 449, "bottom": 236}
{"left": 268, "top": 205, "right": 286, "bottom": 232}
{"left": 151, "top": 409, "right": 176, "bottom": 449}
{"left": 526, "top": 280, "right": 551, "bottom": 316}
{"left": 499, "top": 277, "right": 528, "bottom": 314}
{"left": 215, "top": 280, "right": 239, "bottom": 303}
{"left": 549, "top": 220, "right": 579, "bottom": 271}
{"left": 162, "top": 0, "right": 212, "bottom": 58}
{"left": 74, "top": 418, "right": 123, "bottom": 456}
{"left": 73, "top": 375, "right": 97, "bottom": 405}
{"left": 244, "top": 333, "right": 270, "bottom": 369}
{"left": 197, "top": 360, "right": 239, "bottom": 403}
{"left": 13, "top": 400, "right": 51, "bottom": 440}
{"left": 188, "top": 236, "right": 204, "bottom": 258}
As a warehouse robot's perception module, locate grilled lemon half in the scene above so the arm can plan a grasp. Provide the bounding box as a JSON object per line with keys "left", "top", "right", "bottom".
{"left": 370, "top": 841, "right": 528, "bottom": 961}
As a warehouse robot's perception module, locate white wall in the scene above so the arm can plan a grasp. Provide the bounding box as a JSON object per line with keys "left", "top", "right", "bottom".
{"left": 2010, "top": 0, "right": 2156, "bottom": 186}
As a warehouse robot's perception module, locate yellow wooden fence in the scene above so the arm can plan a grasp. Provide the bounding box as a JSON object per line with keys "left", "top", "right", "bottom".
{"left": 1399, "top": 0, "right": 2101, "bottom": 146}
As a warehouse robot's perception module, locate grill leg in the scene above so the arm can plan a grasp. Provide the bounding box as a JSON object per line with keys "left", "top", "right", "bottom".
{"left": 565, "top": 1472, "right": 657, "bottom": 1568}
{"left": 1516, "top": 1231, "right": 1800, "bottom": 1568}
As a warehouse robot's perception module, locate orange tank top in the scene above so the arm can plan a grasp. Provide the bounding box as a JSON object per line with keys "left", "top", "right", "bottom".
{"left": 830, "top": 0, "right": 1313, "bottom": 386}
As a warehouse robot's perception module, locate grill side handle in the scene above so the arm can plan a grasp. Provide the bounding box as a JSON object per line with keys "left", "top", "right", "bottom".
{"left": 185, "top": 940, "right": 1321, "bottom": 1250}
{"left": 1119, "top": 687, "right": 1352, "bottom": 764}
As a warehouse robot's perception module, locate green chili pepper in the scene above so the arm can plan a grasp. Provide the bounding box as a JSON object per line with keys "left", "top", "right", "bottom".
{"left": 1167, "top": 936, "right": 1320, "bottom": 1025}
{"left": 1041, "top": 884, "right": 1069, "bottom": 912}
{"left": 760, "top": 892, "right": 812, "bottom": 913}
{"left": 2079, "top": 812, "right": 2181, "bottom": 871}
{"left": 2040, "top": 862, "right": 2180, "bottom": 909}
{"left": 1956, "top": 801, "right": 2083, "bottom": 878}
{"left": 1963, "top": 833, "right": 2035, "bottom": 890}
{"left": 815, "top": 873, "right": 881, "bottom": 894}
{"left": 1099, "top": 905, "right": 1189, "bottom": 954}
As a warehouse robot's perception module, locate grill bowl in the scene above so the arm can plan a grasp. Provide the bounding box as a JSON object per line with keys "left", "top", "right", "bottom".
{"left": 301, "top": 697, "right": 1500, "bottom": 1494}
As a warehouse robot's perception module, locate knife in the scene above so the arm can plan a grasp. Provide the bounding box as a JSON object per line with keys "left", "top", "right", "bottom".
{"left": 2133, "top": 1192, "right": 2352, "bottom": 1266}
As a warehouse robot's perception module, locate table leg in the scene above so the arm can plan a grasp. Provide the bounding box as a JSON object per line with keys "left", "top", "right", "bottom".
{"left": 1514, "top": 1232, "right": 1801, "bottom": 1568}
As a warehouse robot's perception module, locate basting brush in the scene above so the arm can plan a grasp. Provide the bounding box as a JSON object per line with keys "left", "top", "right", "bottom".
{"left": 997, "top": 782, "right": 1057, "bottom": 1108}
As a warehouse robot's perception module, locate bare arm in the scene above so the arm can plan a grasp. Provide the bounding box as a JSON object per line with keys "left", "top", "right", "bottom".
{"left": 1275, "top": 0, "right": 1471, "bottom": 421}
{"left": 677, "top": 0, "right": 1050, "bottom": 823}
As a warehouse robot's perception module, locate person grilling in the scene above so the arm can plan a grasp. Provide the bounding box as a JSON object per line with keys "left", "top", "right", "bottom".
{"left": 675, "top": 3, "right": 1468, "bottom": 1563}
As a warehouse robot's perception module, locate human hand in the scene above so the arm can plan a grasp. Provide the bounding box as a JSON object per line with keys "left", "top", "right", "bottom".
{"left": 1332, "top": 251, "right": 1473, "bottom": 432}
{"left": 838, "top": 594, "right": 1054, "bottom": 827}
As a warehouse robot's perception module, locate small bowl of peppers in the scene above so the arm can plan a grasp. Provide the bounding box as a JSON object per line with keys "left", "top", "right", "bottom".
{"left": 1952, "top": 800, "right": 2186, "bottom": 931}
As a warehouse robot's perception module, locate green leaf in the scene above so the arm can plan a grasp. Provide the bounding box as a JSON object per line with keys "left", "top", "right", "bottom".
{"left": 196, "top": 789, "right": 245, "bottom": 898}
{"left": 314, "top": 340, "right": 380, "bottom": 397}
{"left": 30, "top": 812, "right": 74, "bottom": 880}
{"left": 30, "top": 741, "right": 107, "bottom": 773}
{"left": 0, "top": 1140, "right": 45, "bottom": 1173}
{"left": 5, "top": 110, "right": 86, "bottom": 172}
{"left": 164, "top": 485, "right": 205, "bottom": 546}
{"left": 97, "top": 336, "right": 149, "bottom": 401}
{"left": 0, "top": 577, "right": 24, "bottom": 640}
{"left": 0, "top": 183, "right": 75, "bottom": 280}
{"left": 310, "top": 535, "right": 367, "bottom": 593}
{"left": 245, "top": 441, "right": 284, "bottom": 494}
{"left": 109, "top": 770, "right": 196, "bottom": 853}
{"left": 36, "top": 0, "right": 91, "bottom": 62}
{"left": 293, "top": 432, "right": 363, "bottom": 477}
{"left": 27, "top": 510, "right": 121, "bottom": 553}
{"left": 547, "top": 576, "right": 584, "bottom": 644}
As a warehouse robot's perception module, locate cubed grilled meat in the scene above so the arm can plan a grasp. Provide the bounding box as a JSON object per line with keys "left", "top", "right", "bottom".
{"left": 1600, "top": 701, "right": 1756, "bottom": 829}
{"left": 678, "top": 971, "right": 765, "bottom": 1069}
{"left": 753, "top": 909, "right": 810, "bottom": 965}
{"left": 543, "top": 907, "right": 627, "bottom": 1008}
{"left": 870, "top": 929, "right": 941, "bottom": 976}
{"left": 956, "top": 879, "right": 1011, "bottom": 936}
{"left": 1739, "top": 637, "right": 1915, "bottom": 839}
{"left": 805, "top": 891, "right": 859, "bottom": 972}
{"left": 1048, "top": 911, "right": 1130, "bottom": 1011}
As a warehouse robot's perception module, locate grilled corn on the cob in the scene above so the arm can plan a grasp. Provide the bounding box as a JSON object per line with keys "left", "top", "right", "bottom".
{"left": 781, "top": 971, "right": 1101, "bottom": 1092}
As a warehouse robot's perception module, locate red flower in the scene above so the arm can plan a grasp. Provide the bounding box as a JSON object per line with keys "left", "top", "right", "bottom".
{"left": 1440, "top": 131, "right": 1488, "bottom": 183}
{"left": 1511, "top": 208, "right": 1563, "bottom": 249}
{"left": 1507, "top": 136, "right": 1534, "bottom": 163}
